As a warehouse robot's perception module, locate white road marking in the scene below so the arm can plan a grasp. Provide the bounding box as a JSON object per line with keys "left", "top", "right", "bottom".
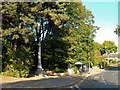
{"left": 101, "top": 74, "right": 107, "bottom": 85}
{"left": 113, "top": 73, "right": 117, "bottom": 79}
{"left": 113, "top": 73, "right": 115, "bottom": 76}
{"left": 69, "top": 86, "right": 73, "bottom": 88}
{"left": 94, "top": 76, "right": 100, "bottom": 80}
{"left": 75, "top": 85, "right": 79, "bottom": 88}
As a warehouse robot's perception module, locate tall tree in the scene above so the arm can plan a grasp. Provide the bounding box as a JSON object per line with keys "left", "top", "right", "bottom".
{"left": 93, "top": 42, "right": 103, "bottom": 66}
{"left": 2, "top": 2, "right": 36, "bottom": 77}
{"left": 32, "top": 2, "right": 69, "bottom": 74}
{"left": 102, "top": 41, "right": 117, "bottom": 54}
{"left": 102, "top": 41, "right": 117, "bottom": 64}
{"left": 2, "top": 2, "right": 100, "bottom": 77}
{"left": 64, "top": 2, "right": 99, "bottom": 68}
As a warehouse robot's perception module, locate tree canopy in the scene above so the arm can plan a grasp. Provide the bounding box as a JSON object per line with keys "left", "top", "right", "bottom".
{"left": 102, "top": 41, "right": 117, "bottom": 54}
{"left": 2, "top": 2, "right": 99, "bottom": 77}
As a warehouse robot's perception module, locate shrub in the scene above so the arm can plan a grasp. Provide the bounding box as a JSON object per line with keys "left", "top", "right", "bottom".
{"left": 112, "top": 58, "right": 118, "bottom": 64}
{"left": 72, "top": 66, "right": 78, "bottom": 74}
{"left": 2, "top": 45, "right": 35, "bottom": 77}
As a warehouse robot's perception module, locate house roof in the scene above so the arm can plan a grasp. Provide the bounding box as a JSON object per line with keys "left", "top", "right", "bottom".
{"left": 102, "top": 53, "right": 118, "bottom": 58}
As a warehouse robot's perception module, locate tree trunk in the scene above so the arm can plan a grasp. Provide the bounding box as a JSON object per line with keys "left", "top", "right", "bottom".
{"left": 35, "top": 18, "right": 47, "bottom": 75}
{"left": 37, "top": 18, "right": 43, "bottom": 69}
{"left": 37, "top": 38, "right": 42, "bottom": 69}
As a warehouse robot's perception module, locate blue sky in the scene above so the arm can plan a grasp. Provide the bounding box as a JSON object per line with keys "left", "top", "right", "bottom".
{"left": 82, "top": 2, "right": 118, "bottom": 47}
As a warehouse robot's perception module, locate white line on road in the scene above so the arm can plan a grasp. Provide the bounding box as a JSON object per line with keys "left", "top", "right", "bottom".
{"left": 113, "top": 73, "right": 115, "bottom": 76}
{"left": 69, "top": 86, "right": 73, "bottom": 88}
{"left": 113, "top": 73, "right": 117, "bottom": 79}
{"left": 102, "top": 74, "right": 107, "bottom": 85}
{"left": 94, "top": 76, "right": 100, "bottom": 80}
{"left": 75, "top": 85, "right": 80, "bottom": 89}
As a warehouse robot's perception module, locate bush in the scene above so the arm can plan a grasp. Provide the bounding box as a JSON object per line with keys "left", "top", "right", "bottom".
{"left": 107, "top": 63, "right": 110, "bottom": 66}
{"left": 2, "top": 45, "right": 35, "bottom": 77}
{"left": 54, "top": 67, "right": 60, "bottom": 73}
{"left": 72, "top": 66, "right": 78, "bottom": 74}
{"left": 112, "top": 58, "right": 117, "bottom": 64}
{"left": 98, "top": 59, "right": 108, "bottom": 69}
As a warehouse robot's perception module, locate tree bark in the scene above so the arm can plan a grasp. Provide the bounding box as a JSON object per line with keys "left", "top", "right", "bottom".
{"left": 35, "top": 18, "right": 47, "bottom": 75}
{"left": 37, "top": 18, "right": 43, "bottom": 69}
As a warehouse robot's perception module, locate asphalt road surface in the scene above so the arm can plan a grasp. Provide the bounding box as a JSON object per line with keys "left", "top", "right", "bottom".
{"left": 69, "top": 66, "right": 120, "bottom": 90}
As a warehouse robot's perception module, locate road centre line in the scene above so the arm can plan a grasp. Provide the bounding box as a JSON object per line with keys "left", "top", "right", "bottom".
{"left": 102, "top": 74, "right": 107, "bottom": 85}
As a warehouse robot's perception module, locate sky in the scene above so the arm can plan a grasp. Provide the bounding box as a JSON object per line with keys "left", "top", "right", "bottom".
{"left": 82, "top": 2, "right": 118, "bottom": 47}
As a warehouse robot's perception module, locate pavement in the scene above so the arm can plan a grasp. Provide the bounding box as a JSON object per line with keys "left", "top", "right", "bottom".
{"left": 1, "top": 66, "right": 105, "bottom": 89}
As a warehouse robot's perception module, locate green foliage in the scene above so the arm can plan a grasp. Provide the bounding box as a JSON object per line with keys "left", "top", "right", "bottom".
{"left": 2, "top": 2, "right": 100, "bottom": 77}
{"left": 98, "top": 59, "right": 108, "bottom": 68}
{"left": 72, "top": 66, "right": 78, "bottom": 74}
{"left": 94, "top": 49, "right": 102, "bottom": 66}
{"left": 111, "top": 58, "right": 118, "bottom": 64}
{"left": 94, "top": 42, "right": 104, "bottom": 55}
{"left": 42, "top": 32, "right": 69, "bottom": 72}
{"left": 114, "top": 25, "right": 120, "bottom": 36}
{"left": 94, "top": 41, "right": 118, "bottom": 67}
{"left": 2, "top": 2, "right": 36, "bottom": 77}
{"left": 2, "top": 43, "right": 35, "bottom": 77}
{"left": 107, "top": 63, "right": 110, "bottom": 66}
{"left": 41, "top": 2, "right": 99, "bottom": 72}
{"left": 64, "top": 2, "right": 99, "bottom": 66}
{"left": 102, "top": 41, "right": 117, "bottom": 54}
{"left": 93, "top": 42, "right": 106, "bottom": 67}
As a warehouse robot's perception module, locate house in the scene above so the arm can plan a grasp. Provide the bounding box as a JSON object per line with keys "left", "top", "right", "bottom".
{"left": 102, "top": 53, "right": 119, "bottom": 64}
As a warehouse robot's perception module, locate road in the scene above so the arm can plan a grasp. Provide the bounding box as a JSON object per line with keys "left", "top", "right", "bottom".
{"left": 69, "top": 66, "right": 120, "bottom": 90}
